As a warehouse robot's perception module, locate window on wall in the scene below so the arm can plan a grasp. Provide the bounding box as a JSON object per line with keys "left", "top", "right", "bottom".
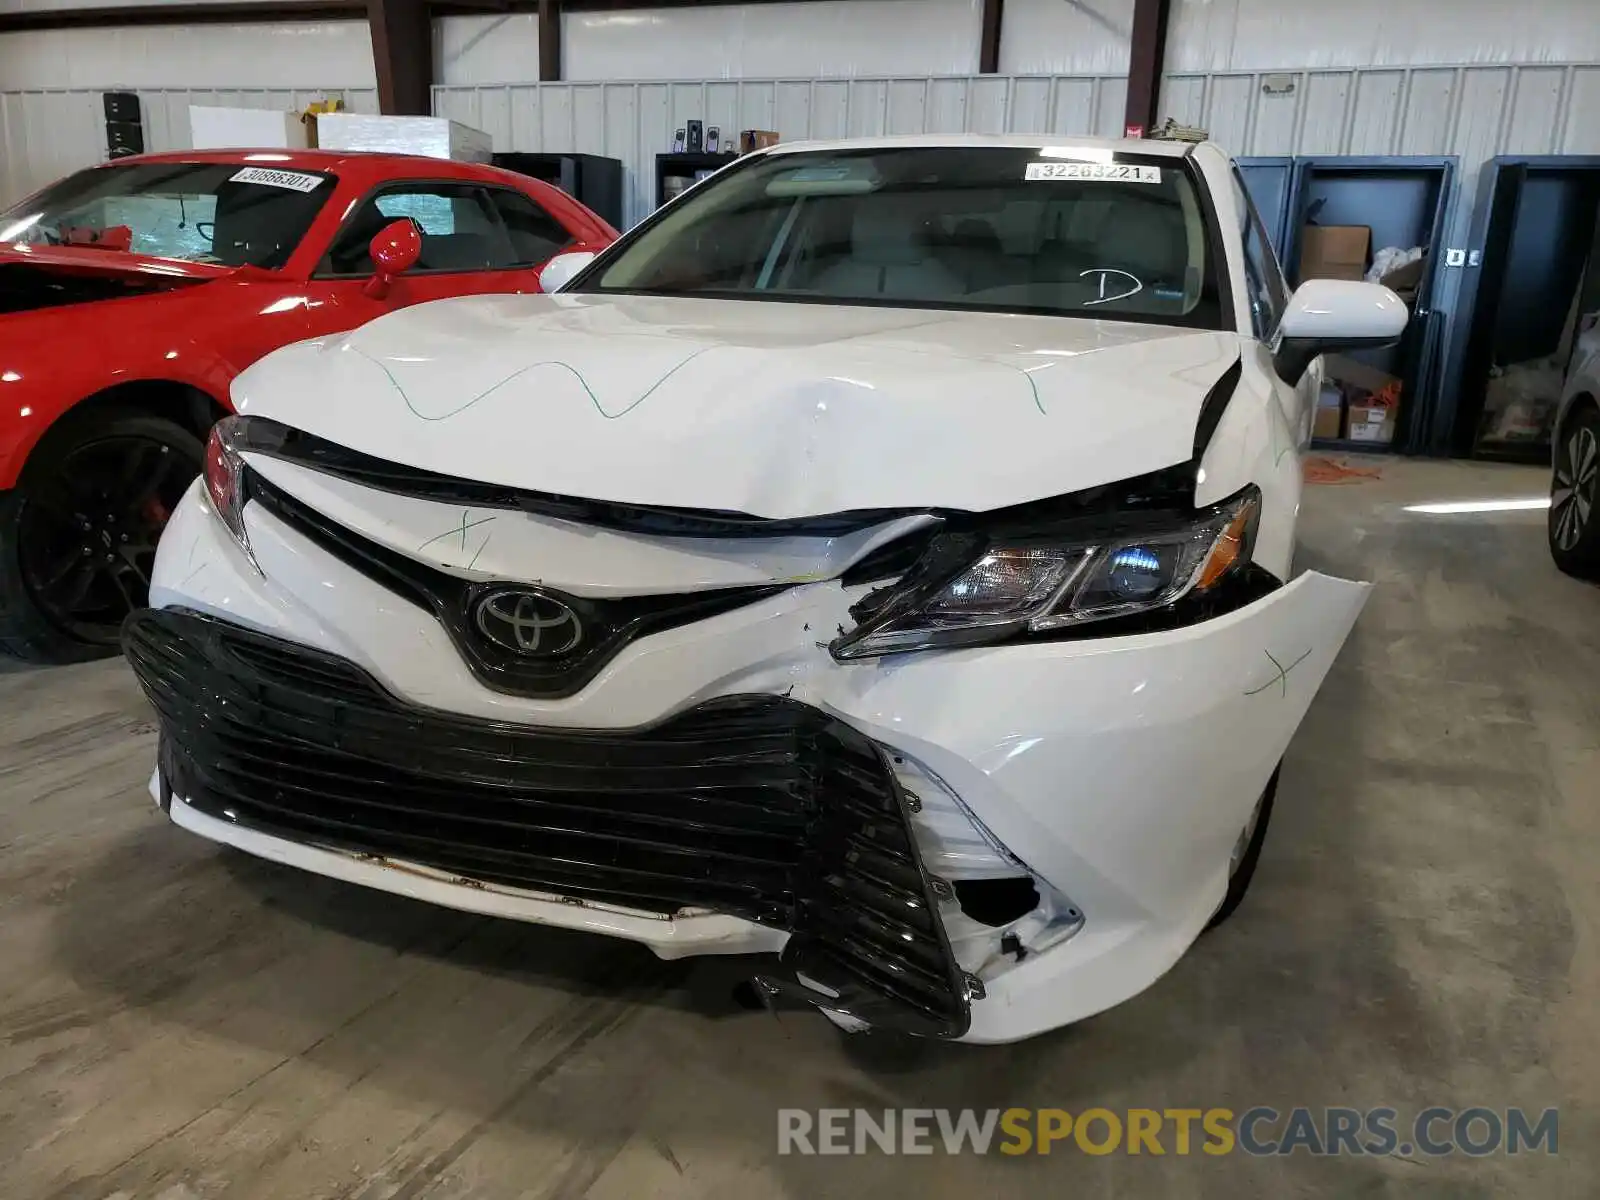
{"left": 1231, "top": 169, "right": 1289, "bottom": 340}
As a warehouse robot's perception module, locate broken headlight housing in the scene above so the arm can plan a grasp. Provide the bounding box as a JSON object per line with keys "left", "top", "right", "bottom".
{"left": 204, "top": 416, "right": 252, "bottom": 548}
{"left": 203, "top": 415, "right": 295, "bottom": 561}
{"left": 831, "top": 487, "right": 1261, "bottom": 659}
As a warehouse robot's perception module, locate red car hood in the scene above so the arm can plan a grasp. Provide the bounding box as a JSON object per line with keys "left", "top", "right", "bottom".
{"left": 0, "top": 243, "right": 235, "bottom": 282}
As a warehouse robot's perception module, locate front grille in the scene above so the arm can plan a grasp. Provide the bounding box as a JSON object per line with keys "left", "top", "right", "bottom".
{"left": 244, "top": 468, "right": 784, "bottom": 700}
{"left": 123, "top": 609, "right": 970, "bottom": 1036}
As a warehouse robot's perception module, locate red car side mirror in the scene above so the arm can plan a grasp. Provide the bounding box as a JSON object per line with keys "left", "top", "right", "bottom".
{"left": 364, "top": 219, "right": 422, "bottom": 300}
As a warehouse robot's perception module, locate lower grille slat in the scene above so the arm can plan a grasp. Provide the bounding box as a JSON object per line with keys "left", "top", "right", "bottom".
{"left": 123, "top": 608, "right": 971, "bottom": 1037}
{"left": 205, "top": 757, "right": 804, "bottom": 873}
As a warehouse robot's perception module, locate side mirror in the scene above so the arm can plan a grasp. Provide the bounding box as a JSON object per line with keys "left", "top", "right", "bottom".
{"left": 1273, "top": 279, "right": 1409, "bottom": 384}
{"left": 538, "top": 250, "right": 597, "bottom": 294}
{"left": 363, "top": 219, "right": 422, "bottom": 300}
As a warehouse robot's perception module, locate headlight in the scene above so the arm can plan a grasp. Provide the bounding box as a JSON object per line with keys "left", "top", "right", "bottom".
{"left": 204, "top": 416, "right": 250, "bottom": 547}
{"left": 831, "top": 488, "right": 1260, "bottom": 659}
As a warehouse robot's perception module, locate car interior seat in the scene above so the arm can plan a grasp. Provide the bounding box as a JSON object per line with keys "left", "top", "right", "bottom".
{"left": 1082, "top": 197, "right": 1192, "bottom": 311}
{"left": 811, "top": 203, "right": 965, "bottom": 302}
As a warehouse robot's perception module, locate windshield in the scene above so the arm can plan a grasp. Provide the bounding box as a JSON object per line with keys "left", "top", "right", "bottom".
{"left": 0, "top": 162, "right": 334, "bottom": 268}
{"left": 583, "top": 146, "right": 1227, "bottom": 327}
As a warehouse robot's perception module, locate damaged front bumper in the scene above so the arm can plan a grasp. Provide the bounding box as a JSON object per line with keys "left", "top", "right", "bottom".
{"left": 130, "top": 481, "right": 1369, "bottom": 1043}
{"left": 128, "top": 609, "right": 978, "bottom": 1037}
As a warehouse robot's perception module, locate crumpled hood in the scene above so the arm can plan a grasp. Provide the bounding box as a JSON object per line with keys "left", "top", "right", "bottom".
{"left": 234, "top": 292, "right": 1240, "bottom": 517}
{"left": 0, "top": 245, "right": 226, "bottom": 320}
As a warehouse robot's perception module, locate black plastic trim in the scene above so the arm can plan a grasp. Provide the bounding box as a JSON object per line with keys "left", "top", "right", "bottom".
{"left": 238, "top": 420, "right": 920, "bottom": 539}
{"left": 122, "top": 608, "right": 971, "bottom": 1038}
{"left": 1274, "top": 335, "right": 1399, "bottom": 386}
{"left": 1192, "top": 357, "right": 1242, "bottom": 459}
{"left": 245, "top": 467, "right": 784, "bottom": 699}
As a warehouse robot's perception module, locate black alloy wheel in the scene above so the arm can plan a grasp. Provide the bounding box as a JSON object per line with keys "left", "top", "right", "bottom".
{"left": 1549, "top": 404, "right": 1600, "bottom": 579}
{"left": 1, "top": 411, "right": 203, "bottom": 662}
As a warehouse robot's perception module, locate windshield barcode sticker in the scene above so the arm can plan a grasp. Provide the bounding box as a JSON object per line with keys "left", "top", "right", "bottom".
{"left": 1025, "top": 162, "right": 1162, "bottom": 184}
{"left": 229, "top": 166, "right": 324, "bottom": 193}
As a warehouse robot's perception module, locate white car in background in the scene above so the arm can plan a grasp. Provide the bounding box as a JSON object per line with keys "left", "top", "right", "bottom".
{"left": 125, "top": 135, "right": 1406, "bottom": 1043}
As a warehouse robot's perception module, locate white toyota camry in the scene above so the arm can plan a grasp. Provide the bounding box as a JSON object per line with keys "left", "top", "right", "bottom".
{"left": 125, "top": 135, "right": 1405, "bottom": 1043}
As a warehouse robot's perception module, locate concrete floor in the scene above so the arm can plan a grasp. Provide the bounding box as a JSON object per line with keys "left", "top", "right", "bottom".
{"left": 1, "top": 457, "right": 1596, "bottom": 1198}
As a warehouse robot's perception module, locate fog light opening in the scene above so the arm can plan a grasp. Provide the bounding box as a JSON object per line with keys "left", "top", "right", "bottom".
{"left": 953, "top": 877, "right": 1041, "bottom": 928}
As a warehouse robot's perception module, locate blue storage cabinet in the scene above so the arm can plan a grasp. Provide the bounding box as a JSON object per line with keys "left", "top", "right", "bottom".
{"left": 1432, "top": 156, "right": 1600, "bottom": 462}
{"left": 1282, "top": 156, "right": 1458, "bottom": 454}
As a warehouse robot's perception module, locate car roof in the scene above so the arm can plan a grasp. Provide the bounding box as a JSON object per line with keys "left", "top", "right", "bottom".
{"left": 91, "top": 147, "right": 532, "bottom": 185}
{"left": 762, "top": 133, "right": 1203, "bottom": 159}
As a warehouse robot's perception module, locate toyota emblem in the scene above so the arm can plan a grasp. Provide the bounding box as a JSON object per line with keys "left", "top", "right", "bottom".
{"left": 473, "top": 588, "right": 584, "bottom": 656}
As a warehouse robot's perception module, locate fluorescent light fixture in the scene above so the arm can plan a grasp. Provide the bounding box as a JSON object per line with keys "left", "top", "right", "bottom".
{"left": 1404, "top": 497, "right": 1550, "bottom": 514}
{"left": 1038, "top": 146, "right": 1116, "bottom": 164}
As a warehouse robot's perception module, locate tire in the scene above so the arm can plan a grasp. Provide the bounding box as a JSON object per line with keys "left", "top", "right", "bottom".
{"left": 1550, "top": 402, "right": 1600, "bottom": 580}
{"left": 0, "top": 408, "right": 204, "bottom": 664}
{"left": 1206, "top": 764, "right": 1280, "bottom": 930}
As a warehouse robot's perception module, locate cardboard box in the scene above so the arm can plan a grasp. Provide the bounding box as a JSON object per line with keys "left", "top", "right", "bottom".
{"left": 300, "top": 98, "right": 344, "bottom": 148}
{"left": 1314, "top": 383, "right": 1343, "bottom": 440}
{"left": 1378, "top": 252, "right": 1427, "bottom": 298}
{"left": 189, "top": 106, "right": 309, "bottom": 150}
{"left": 1346, "top": 402, "right": 1396, "bottom": 444}
{"left": 1325, "top": 353, "right": 1400, "bottom": 399}
{"left": 739, "top": 129, "right": 780, "bottom": 154}
{"left": 1299, "top": 225, "right": 1370, "bottom": 283}
{"left": 314, "top": 114, "right": 491, "bottom": 162}
{"left": 1488, "top": 398, "right": 1557, "bottom": 443}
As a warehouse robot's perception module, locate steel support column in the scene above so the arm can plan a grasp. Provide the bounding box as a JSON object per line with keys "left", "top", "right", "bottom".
{"left": 1123, "top": 0, "right": 1172, "bottom": 137}
{"left": 538, "top": 0, "right": 562, "bottom": 80}
{"left": 368, "top": 0, "right": 432, "bottom": 116}
{"left": 978, "top": 0, "right": 1003, "bottom": 74}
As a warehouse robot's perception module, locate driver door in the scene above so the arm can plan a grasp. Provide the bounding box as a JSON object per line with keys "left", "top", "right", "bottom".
{"left": 302, "top": 181, "right": 568, "bottom": 337}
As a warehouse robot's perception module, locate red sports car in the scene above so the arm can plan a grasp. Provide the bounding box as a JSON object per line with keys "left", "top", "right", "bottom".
{"left": 0, "top": 148, "right": 618, "bottom": 662}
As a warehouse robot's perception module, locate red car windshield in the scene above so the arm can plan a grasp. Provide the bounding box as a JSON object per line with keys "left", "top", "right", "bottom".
{"left": 0, "top": 161, "right": 334, "bottom": 269}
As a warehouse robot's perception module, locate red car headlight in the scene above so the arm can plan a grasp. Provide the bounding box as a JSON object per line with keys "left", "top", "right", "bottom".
{"left": 204, "top": 417, "right": 249, "bottom": 548}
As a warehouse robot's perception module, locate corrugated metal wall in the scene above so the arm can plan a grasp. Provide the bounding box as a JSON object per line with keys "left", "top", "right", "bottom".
{"left": 1163, "top": 62, "right": 1600, "bottom": 243}
{"left": 1163, "top": 64, "right": 1600, "bottom": 162}
{"left": 0, "top": 87, "right": 378, "bottom": 206}
{"left": 433, "top": 62, "right": 1600, "bottom": 233}
{"left": 433, "top": 74, "right": 1130, "bottom": 227}
{"left": 560, "top": 1, "right": 984, "bottom": 80}
{"left": 1167, "top": 0, "right": 1600, "bottom": 72}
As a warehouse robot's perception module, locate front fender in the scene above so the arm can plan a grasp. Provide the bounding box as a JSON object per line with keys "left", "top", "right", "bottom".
{"left": 0, "top": 366, "right": 228, "bottom": 490}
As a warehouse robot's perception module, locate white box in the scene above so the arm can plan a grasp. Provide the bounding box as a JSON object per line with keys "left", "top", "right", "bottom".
{"left": 312, "top": 114, "right": 492, "bottom": 162}
{"left": 189, "top": 106, "right": 309, "bottom": 151}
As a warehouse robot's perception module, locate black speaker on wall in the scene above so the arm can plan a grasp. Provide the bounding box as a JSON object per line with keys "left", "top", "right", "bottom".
{"left": 103, "top": 92, "right": 143, "bottom": 158}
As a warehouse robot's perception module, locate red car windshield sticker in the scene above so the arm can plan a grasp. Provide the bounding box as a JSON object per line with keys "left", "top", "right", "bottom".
{"left": 229, "top": 167, "right": 324, "bottom": 193}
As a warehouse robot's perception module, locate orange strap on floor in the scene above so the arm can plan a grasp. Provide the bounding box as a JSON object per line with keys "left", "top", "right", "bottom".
{"left": 1305, "top": 455, "right": 1384, "bottom": 485}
